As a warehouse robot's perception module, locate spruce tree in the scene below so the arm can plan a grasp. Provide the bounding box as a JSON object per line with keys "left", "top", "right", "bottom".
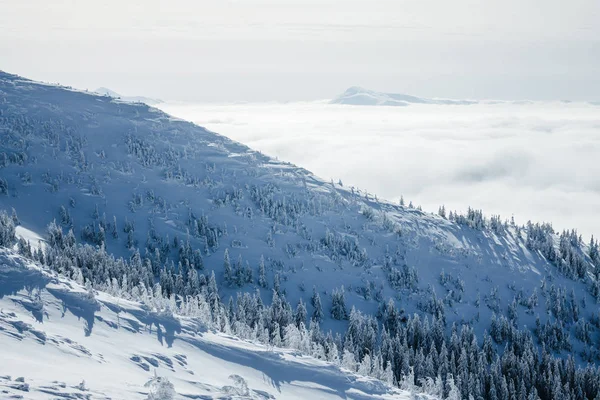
{"left": 311, "top": 286, "right": 323, "bottom": 323}
{"left": 331, "top": 286, "right": 348, "bottom": 320}
{"left": 258, "top": 255, "right": 267, "bottom": 288}
{"left": 223, "top": 249, "right": 232, "bottom": 285}
{"left": 295, "top": 299, "right": 307, "bottom": 328}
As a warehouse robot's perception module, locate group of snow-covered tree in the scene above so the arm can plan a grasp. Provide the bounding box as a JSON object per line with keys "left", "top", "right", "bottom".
{"left": 2, "top": 208, "right": 600, "bottom": 400}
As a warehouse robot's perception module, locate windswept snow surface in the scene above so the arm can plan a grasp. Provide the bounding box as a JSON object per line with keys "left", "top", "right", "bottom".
{"left": 0, "top": 249, "right": 418, "bottom": 399}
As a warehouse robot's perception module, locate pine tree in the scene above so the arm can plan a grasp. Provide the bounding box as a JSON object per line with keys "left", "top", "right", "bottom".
{"left": 331, "top": 286, "right": 348, "bottom": 320}
{"left": 438, "top": 205, "right": 446, "bottom": 218}
{"left": 341, "top": 348, "right": 357, "bottom": 372}
{"left": 357, "top": 353, "right": 372, "bottom": 376}
{"left": 258, "top": 255, "right": 268, "bottom": 288}
{"left": 111, "top": 215, "right": 118, "bottom": 239}
{"left": 234, "top": 254, "right": 244, "bottom": 286}
{"left": 273, "top": 272, "right": 281, "bottom": 295}
{"left": 311, "top": 286, "right": 323, "bottom": 323}
{"left": 223, "top": 249, "right": 232, "bottom": 285}
{"left": 295, "top": 299, "right": 307, "bottom": 328}
{"left": 446, "top": 375, "right": 460, "bottom": 400}
{"left": 207, "top": 271, "right": 219, "bottom": 314}
{"left": 145, "top": 372, "right": 175, "bottom": 400}
{"left": 383, "top": 361, "right": 394, "bottom": 386}
{"left": 10, "top": 208, "right": 19, "bottom": 226}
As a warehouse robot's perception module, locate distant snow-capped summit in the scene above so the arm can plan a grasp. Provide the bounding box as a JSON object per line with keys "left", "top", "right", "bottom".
{"left": 331, "top": 86, "right": 476, "bottom": 106}
{"left": 94, "top": 87, "right": 163, "bottom": 105}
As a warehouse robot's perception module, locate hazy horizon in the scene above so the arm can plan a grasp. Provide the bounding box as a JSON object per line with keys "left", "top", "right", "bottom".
{"left": 2, "top": 0, "right": 599, "bottom": 102}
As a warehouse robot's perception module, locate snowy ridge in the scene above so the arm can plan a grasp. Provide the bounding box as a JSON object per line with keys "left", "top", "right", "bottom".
{"left": 331, "top": 87, "right": 477, "bottom": 106}
{"left": 0, "top": 70, "right": 599, "bottom": 400}
{"left": 0, "top": 247, "right": 419, "bottom": 399}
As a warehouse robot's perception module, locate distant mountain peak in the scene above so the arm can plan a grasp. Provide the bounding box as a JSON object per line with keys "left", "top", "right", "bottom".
{"left": 332, "top": 87, "right": 477, "bottom": 106}
{"left": 93, "top": 87, "right": 162, "bottom": 105}
{"left": 94, "top": 87, "right": 121, "bottom": 97}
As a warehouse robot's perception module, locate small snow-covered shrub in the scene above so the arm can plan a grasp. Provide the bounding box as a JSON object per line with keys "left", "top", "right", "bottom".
{"left": 222, "top": 374, "right": 249, "bottom": 396}
{"left": 144, "top": 374, "right": 175, "bottom": 400}
{"left": 76, "top": 379, "right": 87, "bottom": 391}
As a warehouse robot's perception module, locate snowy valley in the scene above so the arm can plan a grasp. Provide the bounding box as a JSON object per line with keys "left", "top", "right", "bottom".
{"left": 0, "top": 71, "right": 599, "bottom": 399}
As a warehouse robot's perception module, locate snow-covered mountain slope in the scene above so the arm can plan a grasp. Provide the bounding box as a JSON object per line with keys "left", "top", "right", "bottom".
{"left": 94, "top": 87, "right": 163, "bottom": 105}
{"left": 331, "top": 87, "right": 477, "bottom": 106}
{"left": 0, "top": 70, "right": 599, "bottom": 399}
{"left": 0, "top": 247, "right": 418, "bottom": 399}
{"left": 1, "top": 69, "right": 598, "bottom": 340}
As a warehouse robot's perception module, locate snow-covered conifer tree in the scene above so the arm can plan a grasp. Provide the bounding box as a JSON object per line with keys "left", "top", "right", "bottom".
{"left": 223, "top": 249, "right": 232, "bottom": 284}
{"left": 258, "top": 255, "right": 268, "bottom": 288}
{"left": 311, "top": 286, "right": 323, "bottom": 323}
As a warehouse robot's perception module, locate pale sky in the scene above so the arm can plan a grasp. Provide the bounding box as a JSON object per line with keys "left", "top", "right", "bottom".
{"left": 1, "top": 0, "right": 599, "bottom": 101}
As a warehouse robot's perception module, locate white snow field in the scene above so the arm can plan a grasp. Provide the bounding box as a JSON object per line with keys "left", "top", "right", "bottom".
{"left": 0, "top": 71, "right": 599, "bottom": 400}
{"left": 0, "top": 248, "right": 418, "bottom": 399}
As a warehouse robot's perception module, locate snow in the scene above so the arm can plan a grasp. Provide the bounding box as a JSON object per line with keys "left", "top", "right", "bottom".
{"left": 14, "top": 225, "right": 45, "bottom": 252}
{"left": 0, "top": 248, "right": 421, "bottom": 399}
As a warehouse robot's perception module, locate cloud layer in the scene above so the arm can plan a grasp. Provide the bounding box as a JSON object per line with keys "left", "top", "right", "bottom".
{"left": 158, "top": 101, "right": 600, "bottom": 238}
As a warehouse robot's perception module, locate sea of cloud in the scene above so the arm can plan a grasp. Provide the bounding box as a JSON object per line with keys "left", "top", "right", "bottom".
{"left": 157, "top": 101, "right": 600, "bottom": 239}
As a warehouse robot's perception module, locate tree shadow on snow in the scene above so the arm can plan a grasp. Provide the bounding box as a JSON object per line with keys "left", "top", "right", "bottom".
{"left": 180, "top": 336, "right": 389, "bottom": 399}
{"left": 0, "top": 260, "right": 50, "bottom": 300}
{"left": 47, "top": 287, "right": 101, "bottom": 336}
{"left": 127, "top": 308, "right": 182, "bottom": 348}
{"left": 0, "top": 257, "right": 50, "bottom": 323}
